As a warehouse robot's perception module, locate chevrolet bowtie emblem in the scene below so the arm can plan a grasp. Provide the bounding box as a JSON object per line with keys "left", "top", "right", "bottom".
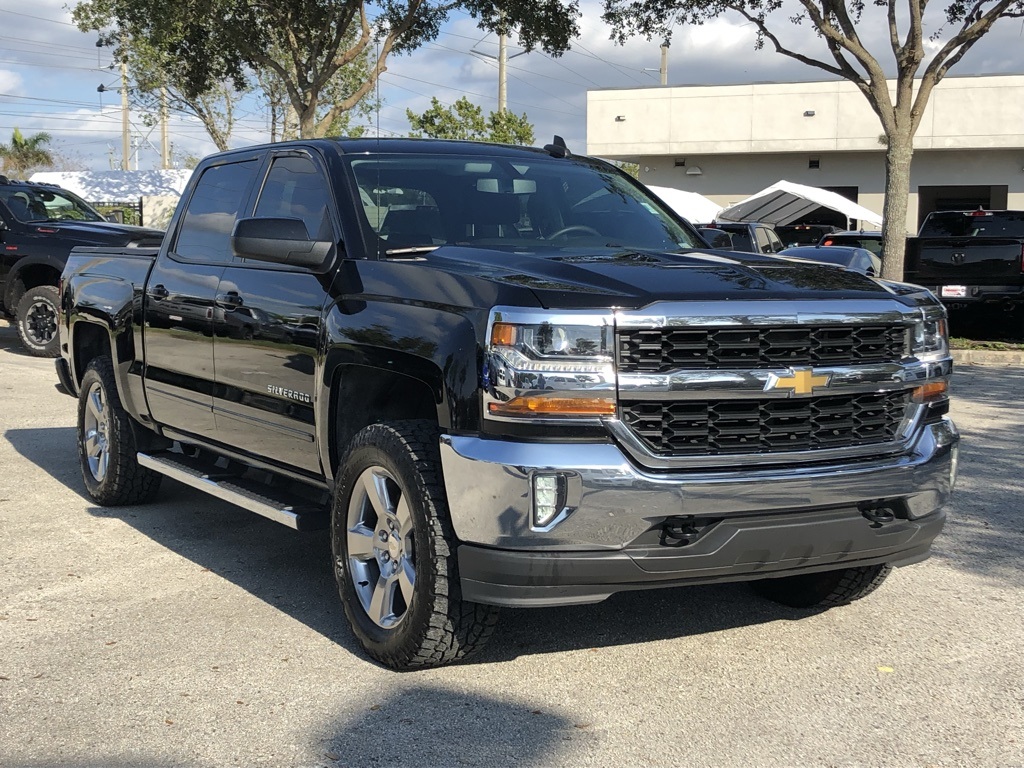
{"left": 765, "top": 368, "right": 832, "bottom": 396}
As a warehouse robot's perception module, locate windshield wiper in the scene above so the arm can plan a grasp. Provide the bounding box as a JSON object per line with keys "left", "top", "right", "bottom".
{"left": 385, "top": 245, "right": 441, "bottom": 256}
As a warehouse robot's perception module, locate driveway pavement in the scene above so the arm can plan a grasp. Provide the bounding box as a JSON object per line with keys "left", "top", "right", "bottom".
{"left": 1, "top": 317, "right": 1022, "bottom": 768}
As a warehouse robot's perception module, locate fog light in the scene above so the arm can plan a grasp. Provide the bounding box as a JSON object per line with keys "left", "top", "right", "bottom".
{"left": 532, "top": 473, "right": 566, "bottom": 528}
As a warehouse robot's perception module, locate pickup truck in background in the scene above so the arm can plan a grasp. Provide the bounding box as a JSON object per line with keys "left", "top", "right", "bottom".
{"left": 57, "top": 139, "right": 958, "bottom": 669}
{"left": 904, "top": 210, "right": 1024, "bottom": 329}
{"left": 0, "top": 175, "right": 163, "bottom": 356}
{"left": 697, "top": 221, "right": 787, "bottom": 254}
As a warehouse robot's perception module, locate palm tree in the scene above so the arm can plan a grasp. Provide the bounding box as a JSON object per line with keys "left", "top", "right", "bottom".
{"left": 0, "top": 128, "right": 54, "bottom": 177}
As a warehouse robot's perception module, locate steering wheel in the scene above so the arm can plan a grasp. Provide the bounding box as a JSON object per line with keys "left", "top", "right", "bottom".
{"left": 546, "top": 225, "right": 601, "bottom": 240}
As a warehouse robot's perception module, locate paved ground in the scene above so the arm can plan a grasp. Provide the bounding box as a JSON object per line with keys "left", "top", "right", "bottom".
{"left": 1, "top": 317, "right": 1022, "bottom": 768}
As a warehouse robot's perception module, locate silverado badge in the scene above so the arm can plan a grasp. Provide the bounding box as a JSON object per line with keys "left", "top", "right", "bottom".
{"left": 765, "top": 368, "right": 832, "bottom": 396}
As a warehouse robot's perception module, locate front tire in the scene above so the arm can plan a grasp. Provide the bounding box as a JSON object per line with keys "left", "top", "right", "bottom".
{"left": 331, "top": 420, "right": 498, "bottom": 669}
{"left": 752, "top": 564, "right": 892, "bottom": 609}
{"left": 77, "top": 355, "right": 162, "bottom": 505}
{"left": 15, "top": 284, "right": 60, "bottom": 357}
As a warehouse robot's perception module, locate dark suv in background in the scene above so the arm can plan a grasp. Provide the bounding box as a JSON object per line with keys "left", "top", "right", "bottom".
{"left": 0, "top": 175, "right": 163, "bottom": 356}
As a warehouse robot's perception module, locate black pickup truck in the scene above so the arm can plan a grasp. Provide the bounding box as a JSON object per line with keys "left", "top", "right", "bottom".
{"left": 0, "top": 175, "right": 163, "bottom": 356}
{"left": 905, "top": 210, "right": 1024, "bottom": 328}
{"left": 57, "top": 139, "right": 959, "bottom": 669}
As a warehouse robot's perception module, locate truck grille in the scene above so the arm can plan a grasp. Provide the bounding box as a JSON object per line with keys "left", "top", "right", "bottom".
{"left": 620, "top": 391, "right": 911, "bottom": 456}
{"left": 617, "top": 325, "right": 907, "bottom": 373}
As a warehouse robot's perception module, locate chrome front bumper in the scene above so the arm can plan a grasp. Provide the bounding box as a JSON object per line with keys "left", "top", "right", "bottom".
{"left": 441, "top": 417, "right": 958, "bottom": 551}
{"left": 441, "top": 418, "right": 958, "bottom": 607}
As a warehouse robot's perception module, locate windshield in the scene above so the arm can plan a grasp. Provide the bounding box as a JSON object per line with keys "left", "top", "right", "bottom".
{"left": 0, "top": 186, "right": 103, "bottom": 223}
{"left": 347, "top": 154, "right": 701, "bottom": 255}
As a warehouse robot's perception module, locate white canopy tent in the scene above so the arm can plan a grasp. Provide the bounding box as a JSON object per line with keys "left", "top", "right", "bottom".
{"left": 29, "top": 170, "right": 193, "bottom": 201}
{"left": 645, "top": 185, "right": 723, "bottom": 225}
{"left": 716, "top": 180, "right": 883, "bottom": 228}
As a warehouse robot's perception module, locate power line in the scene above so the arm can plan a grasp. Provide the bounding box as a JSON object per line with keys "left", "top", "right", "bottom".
{"left": 0, "top": 9, "right": 79, "bottom": 27}
{"left": 383, "top": 72, "right": 581, "bottom": 116}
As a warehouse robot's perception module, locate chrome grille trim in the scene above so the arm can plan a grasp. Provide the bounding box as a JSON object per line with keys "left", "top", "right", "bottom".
{"left": 610, "top": 300, "right": 948, "bottom": 470}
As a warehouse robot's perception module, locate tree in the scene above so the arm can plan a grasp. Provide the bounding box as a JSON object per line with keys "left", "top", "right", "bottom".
{"left": 407, "top": 96, "right": 535, "bottom": 144}
{"left": 601, "top": 0, "right": 1024, "bottom": 279}
{"left": 0, "top": 128, "right": 55, "bottom": 177}
{"left": 71, "top": 0, "right": 576, "bottom": 143}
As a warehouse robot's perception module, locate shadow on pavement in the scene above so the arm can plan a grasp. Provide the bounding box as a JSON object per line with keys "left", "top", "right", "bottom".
{"left": 5, "top": 424, "right": 800, "bottom": 664}
{"left": 316, "top": 685, "right": 578, "bottom": 766}
{"left": 936, "top": 366, "right": 1024, "bottom": 585}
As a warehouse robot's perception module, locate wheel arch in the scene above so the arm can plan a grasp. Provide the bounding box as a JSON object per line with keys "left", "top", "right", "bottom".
{"left": 4, "top": 255, "right": 64, "bottom": 311}
{"left": 323, "top": 364, "right": 440, "bottom": 486}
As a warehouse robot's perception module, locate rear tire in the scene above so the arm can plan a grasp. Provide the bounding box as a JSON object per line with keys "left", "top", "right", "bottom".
{"left": 15, "top": 284, "right": 60, "bottom": 357}
{"left": 331, "top": 420, "right": 498, "bottom": 669}
{"left": 77, "top": 355, "right": 162, "bottom": 505}
{"left": 752, "top": 564, "right": 892, "bottom": 609}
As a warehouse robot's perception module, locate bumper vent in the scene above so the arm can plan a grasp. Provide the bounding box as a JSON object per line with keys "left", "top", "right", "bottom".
{"left": 621, "top": 391, "right": 911, "bottom": 456}
{"left": 617, "top": 325, "right": 907, "bottom": 373}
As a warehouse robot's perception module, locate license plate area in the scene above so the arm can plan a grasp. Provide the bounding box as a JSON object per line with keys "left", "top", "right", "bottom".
{"left": 941, "top": 285, "right": 968, "bottom": 298}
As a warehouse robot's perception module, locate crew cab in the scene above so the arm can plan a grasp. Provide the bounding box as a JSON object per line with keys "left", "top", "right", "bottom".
{"left": 57, "top": 139, "right": 959, "bottom": 669}
{"left": 0, "top": 175, "right": 163, "bottom": 356}
{"left": 904, "top": 210, "right": 1024, "bottom": 325}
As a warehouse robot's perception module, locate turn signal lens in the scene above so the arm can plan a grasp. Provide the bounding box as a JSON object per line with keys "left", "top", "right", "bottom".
{"left": 488, "top": 395, "right": 616, "bottom": 417}
{"left": 912, "top": 381, "right": 948, "bottom": 403}
{"left": 490, "top": 322, "right": 517, "bottom": 347}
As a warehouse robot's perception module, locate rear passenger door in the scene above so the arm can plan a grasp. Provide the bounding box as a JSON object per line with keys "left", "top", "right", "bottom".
{"left": 211, "top": 150, "right": 337, "bottom": 473}
{"left": 143, "top": 156, "right": 260, "bottom": 439}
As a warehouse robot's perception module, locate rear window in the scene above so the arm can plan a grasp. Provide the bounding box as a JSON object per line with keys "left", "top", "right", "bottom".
{"left": 820, "top": 234, "right": 883, "bottom": 257}
{"left": 919, "top": 211, "right": 1024, "bottom": 238}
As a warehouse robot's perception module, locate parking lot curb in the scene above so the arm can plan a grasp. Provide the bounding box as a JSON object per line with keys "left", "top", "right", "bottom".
{"left": 951, "top": 349, "right": 1024, "bottom": 366}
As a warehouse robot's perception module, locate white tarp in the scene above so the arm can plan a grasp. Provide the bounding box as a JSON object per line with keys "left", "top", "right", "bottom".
{"left": 645, "top": 185, "right": 723, "bottom": 225}
{"left": 716, "top": 180, "right": 883, "bottom": 227}
{"left": 29, "top": 170, "right": 193, "bottom": 201}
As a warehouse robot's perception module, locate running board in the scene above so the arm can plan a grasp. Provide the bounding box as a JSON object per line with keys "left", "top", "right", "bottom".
{"left": 137, "top": 451, "right": 328, "bottom": 531}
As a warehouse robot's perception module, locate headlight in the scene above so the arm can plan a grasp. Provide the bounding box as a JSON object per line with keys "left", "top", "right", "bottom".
{"left": 484, "top": 308, "right": 615, "bottom": 422}
{"left": 911, "top": 308, "right": 949, "bottom": 361}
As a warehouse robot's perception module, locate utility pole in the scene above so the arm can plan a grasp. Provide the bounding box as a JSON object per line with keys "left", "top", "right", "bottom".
{"left": 660, "top": 40, "right": 669, "bottom": 86}
{"left": 120, "top": 45, "right": 130, "bottom": 171}
{"left": 471, "top": 12, "right": 526, "bottom": 114}
{"left": 498, "top": 29, "right": 508, "bottom": 113}
{"left": 160, "top": 87, "right": 170, "bottom": 170}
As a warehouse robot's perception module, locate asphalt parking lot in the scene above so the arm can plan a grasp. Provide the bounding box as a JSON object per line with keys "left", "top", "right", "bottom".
{"left": 1, "top": 317, "right": 1022, "bottom": 768}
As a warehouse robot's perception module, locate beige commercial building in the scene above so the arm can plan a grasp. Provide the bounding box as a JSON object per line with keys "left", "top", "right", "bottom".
{"left": 587, "top": 75, "right": 1024, "bottom": 231}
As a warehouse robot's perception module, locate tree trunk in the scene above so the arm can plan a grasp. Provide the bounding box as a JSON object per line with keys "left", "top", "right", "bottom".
{"left": 880, "top": 136, "right": 914, "bottom": 281}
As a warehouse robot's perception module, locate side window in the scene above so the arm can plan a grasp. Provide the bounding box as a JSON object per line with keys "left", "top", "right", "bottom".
{"left": 254, "top": 155, "right": 334, "bottom": 241}
{"left": 766, "top": 229, "right": 784, "bottom": 253}
{"left": 755, "top": 227, "right": 772, "bottom": 254}
{"left": 173, "top": 160, "right": 258, "bottom": 262}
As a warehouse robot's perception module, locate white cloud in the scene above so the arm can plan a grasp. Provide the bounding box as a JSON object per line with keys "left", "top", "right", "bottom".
{"left": 0, "top": 70, "right": 24, "bottom": 94}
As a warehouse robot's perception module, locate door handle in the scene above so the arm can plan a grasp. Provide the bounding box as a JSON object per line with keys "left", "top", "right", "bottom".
{"left": 149, "top": 284, "right": 169, "bottom": 299}
{"left": 216, "top": 291, "right": 243, "bottom": 308}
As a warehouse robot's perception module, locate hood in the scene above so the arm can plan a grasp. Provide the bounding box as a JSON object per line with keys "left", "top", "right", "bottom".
{"left": 35, "top": 220, "right": 164, "bottom": 244}
{"left": 420, "top": 245, "right": 901, "bottom": 309}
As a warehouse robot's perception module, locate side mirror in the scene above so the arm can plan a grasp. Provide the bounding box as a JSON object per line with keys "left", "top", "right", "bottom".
{"left": 231, "top": 217, "right": 334, "bottom": 270}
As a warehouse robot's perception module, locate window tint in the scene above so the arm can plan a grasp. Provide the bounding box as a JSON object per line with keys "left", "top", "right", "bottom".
{"left": 173, "top": 160, "right": 258, "bottom": 262}
{"left": 348, "top": 155, "right": 702, "bottom": 254}
{"left": 919, "top": 211, "right": 1024, "bottom": 238}
{"left": 254, "top": 155, "right": 334, "bottom": 241}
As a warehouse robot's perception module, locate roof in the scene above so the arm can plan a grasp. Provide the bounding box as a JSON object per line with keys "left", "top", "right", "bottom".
{"left": 645, "top": 185, "right": 723, "bottom": 224}
{"left": 28, "top": 170, "right": 193, "bottom": 201}
{"left": 716, "top": 180, "right": 883, "bottom": 227}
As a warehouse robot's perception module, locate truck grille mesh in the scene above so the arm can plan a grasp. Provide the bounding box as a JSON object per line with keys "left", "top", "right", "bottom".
{"left": 617, "top": 325, "right": 907, "bottom": 373}
{"left": 620, "top": 391, "right": 911, "bottom": 456}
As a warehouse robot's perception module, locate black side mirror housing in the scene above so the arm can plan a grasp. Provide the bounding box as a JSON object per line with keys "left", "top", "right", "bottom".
{"left": 231, "top": 217, "right": 334, "bottom": 270}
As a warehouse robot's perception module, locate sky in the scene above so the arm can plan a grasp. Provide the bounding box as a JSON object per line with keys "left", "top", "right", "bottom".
{"left": 1, "top": 0, "right": 1023, "bottom": 172}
